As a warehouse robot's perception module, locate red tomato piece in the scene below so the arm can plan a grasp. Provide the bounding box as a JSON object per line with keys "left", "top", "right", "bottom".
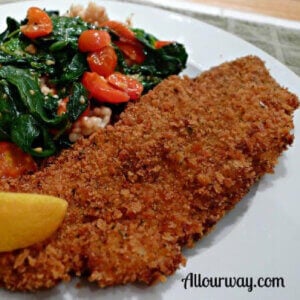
{"left": 20, "top": 7, "right": 53, "bottom": 39}
{"left": 82, "top": 72, "right": 130, "bottom": 104}
{"left": 100, "top": 20, "right": 137, "bottom": 42}
{"left": 0, "top": 142, "right": 37, "bottom": 178}
{"left": 154, "top": 40, "right": 172, "bottom": 49}
{"left": 57, "top": 97, "right": 69, "bottom": 116}
{"left": 78, "top": 30, "right": 111, "bottom": 52}
{"left": 114, "top": 40, "right": 145, "bottom": 64}
{"left": 87, "top": 46, "right": 117, "bottom": 77}
{"left": 107, "top": 72, "right": 143, "bottom": 100}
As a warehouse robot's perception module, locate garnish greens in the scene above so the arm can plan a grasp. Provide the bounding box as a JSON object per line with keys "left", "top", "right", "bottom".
{"left": 0, "top": 9, "right": 187, "bottom": 158}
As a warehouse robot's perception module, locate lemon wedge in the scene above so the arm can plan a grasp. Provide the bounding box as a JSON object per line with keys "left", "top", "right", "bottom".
{"left": 0, "top": 192, "right": 68, "bottom": 252}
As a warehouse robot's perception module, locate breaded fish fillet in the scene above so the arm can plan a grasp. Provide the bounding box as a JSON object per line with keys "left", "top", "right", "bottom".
{"left": 0, "top": 56, "right": 298, "bottom": 291}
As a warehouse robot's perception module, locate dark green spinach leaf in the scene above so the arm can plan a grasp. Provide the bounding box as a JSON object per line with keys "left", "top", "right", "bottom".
{"left": 11, "top": 114, "right": 56, "bottom": 157}
{"left": 60, "top": 53, "right": 88, "bottom": 83}
{"left": 0, "top": 17, "right": 20, "bottom": 43}
{"left": 0, "top": 66, "right": 66, "bottom": 126}
{"left": 41, "top": 16, "right": 91, "bottom": 50}
{"left": 67, "top": 83, "right": 88, "bottom": 122}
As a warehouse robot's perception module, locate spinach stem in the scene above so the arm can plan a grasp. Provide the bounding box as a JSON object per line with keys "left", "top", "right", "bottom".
{"left": 7, "top": 29, "right": 20, "bottom": 39}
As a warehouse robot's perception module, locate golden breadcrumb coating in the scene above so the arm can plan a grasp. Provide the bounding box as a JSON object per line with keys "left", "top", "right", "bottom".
{"left": 0, "top": 56, "right": 298, "bottom": 291}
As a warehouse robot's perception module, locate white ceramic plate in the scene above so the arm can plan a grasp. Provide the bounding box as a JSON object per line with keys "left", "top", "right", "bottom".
{"left": 0, "top": 1, "right": 299, "bottom": 299}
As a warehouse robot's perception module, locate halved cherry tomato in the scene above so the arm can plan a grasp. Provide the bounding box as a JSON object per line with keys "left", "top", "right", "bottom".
{"left": 87, "top": 46, "right": 117, "bottom": 77}
{"left": 100, "top": 20, "right": 137, "bottom": 43}
{"left": 57, "top": 97, "right": 69, "bottom": 116}
{"left": 20, "top": 7, "right": 53, "bottom": 39}
{"left": 0, "top": 142, "right": 37, "bottom": 178}
{"left": 114, "top": 40, "right": 145, "bottom": 64}
{"left": 82, "top": 72, "right": 130, "bottom": 104}
{"left": 107, "top": 72, "right": 143, "bottom": 100}
{"left": 154, "top": 40, "right": 172, "bottom": 49}
{"left": 78, "top": 30, "right": 111, "bottom": 52}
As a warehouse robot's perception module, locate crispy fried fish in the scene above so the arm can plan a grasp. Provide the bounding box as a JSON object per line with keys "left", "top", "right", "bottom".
{"left": 0, "top": 56, "right": 298, "bottom": 291}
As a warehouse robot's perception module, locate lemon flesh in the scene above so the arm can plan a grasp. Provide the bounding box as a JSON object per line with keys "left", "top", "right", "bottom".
{"left": 0, "top": 192, "right": 68, "bottom": 252}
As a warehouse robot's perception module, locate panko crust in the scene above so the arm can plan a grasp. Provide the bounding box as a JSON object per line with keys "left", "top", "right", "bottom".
{"left": 0, "top": 56, "right": 298, "bottom": 291}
